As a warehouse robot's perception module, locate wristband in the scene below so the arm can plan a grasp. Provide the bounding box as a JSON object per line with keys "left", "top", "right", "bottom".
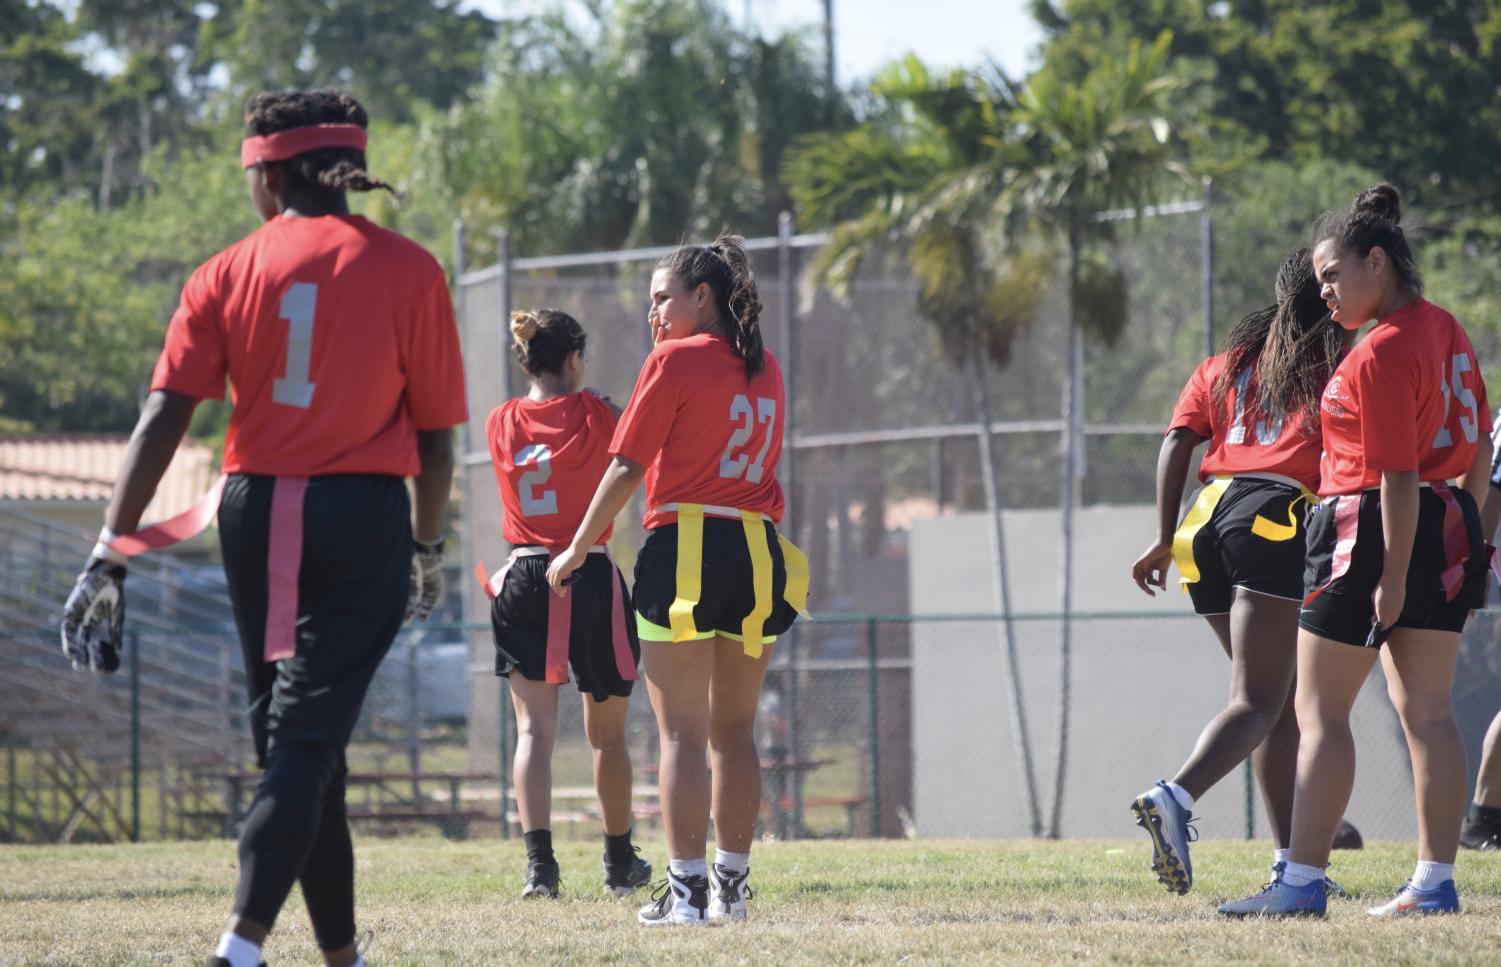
{"left": 92, "top": 527, "right": 128, "bottom": 566}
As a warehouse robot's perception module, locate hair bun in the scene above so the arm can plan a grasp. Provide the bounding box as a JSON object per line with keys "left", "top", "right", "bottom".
{"left": 510, "top": 311, "right": 539, "bottom": 343}
{"left": 1352, "top": 183, "right": 1402, "bottom": 226}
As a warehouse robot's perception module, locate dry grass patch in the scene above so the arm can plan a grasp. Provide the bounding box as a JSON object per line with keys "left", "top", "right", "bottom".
{"left": 2, "top": 838, "right": 1499, "bottom": 964}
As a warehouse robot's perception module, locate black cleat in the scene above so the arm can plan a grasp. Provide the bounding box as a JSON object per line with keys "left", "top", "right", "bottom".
{"left": 523, "top": 859, "right": 561, "bottom": 898}
{"left": 603, "top": 846, "right": 653, "bottom": 896}
{"left": 1460, "top": 803, "right": 1501, "bottom": 851}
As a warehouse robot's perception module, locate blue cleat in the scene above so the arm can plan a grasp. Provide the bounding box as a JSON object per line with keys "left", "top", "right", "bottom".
{"left": 1218, "top": 875, "right": 1326, "bottom": 917}
{"left": 1130, "top": 781, "right": 1197, "bottom": 895}
{"left": 1366, "top": 880, "right": 1460, "bottom": 917}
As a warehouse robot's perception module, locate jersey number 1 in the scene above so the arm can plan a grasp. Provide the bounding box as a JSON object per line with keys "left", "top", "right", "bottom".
{"left": 720, "top": 394, "right": 776, "bottom": 483}
{"left": 272, "top": 282, "right": 318, "bottom": 408}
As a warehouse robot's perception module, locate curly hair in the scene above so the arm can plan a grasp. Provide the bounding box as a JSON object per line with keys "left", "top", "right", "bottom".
{"left": 243, "top": 89, "right": 396, "bottom": 197}
{"left": 657, "top": 234, "right": 764, "bottom": 379}
{"left": 1211, "top": 247, "right": 1344, "bottom": 433}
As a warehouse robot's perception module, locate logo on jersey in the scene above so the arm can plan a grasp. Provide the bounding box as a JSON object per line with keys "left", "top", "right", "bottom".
{"left": 1321, "top": 375, "right": 1348, "bottom": 418}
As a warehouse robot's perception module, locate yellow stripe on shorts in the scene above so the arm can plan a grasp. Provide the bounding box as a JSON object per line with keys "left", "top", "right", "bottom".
{"left": 739, "top": 511, "right": 775, "bottom": 659}
{"left": 779, "top": 534, "right": 811, "bottom": 617}
{"left": 668, "top": 502, "right": 705, "bottom": 642}
{"left": 1171, "top": 477, "right": 1233, "bottom": 588}
{"left": 1250, "top": 489, "right": 1314, "bottom": 542}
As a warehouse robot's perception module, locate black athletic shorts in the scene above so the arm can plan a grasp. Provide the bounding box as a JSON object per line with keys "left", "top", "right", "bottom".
{"left": 633, "top": 516, "right": 800, "bottom": 644}
{"left": 1179, "top": 477, "right": 1309, "bottom": 616}
{"left": 1300, "top": 486, "right": 1487, "bottom": 646}
{"left": 489, "top": 550, "right": 639, "bottom": 701}
{"left": 219, "top": 473, "right": 411, "bottom": 765}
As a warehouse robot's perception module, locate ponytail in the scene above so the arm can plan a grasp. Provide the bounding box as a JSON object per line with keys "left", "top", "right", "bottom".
{"left": 658, "top": 234, "right": 765, "bottom": 379}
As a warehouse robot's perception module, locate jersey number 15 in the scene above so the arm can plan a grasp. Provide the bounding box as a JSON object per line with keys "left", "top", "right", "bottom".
{"left": 1432, "top": 353, "right": 1479, "bottom": 449}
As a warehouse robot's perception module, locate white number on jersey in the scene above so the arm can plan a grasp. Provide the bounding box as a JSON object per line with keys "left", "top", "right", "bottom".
{"left": 1225, "top": 367, "right": 1283, "bottom": 446}
{"left": 1432, "top": 353, "right": 1479, "bottom": 449}
{"left": 516, "top": 444, "right": 558, "bottom": 516}
{"left": 719, "top": 394, "right": 778, "bottom": 482}
{"left": 272, "top": 282, "right": 318, "bottom": 408}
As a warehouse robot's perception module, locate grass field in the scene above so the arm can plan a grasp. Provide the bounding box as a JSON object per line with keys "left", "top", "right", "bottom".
{"left": 3, "top": 837, "right": 1500, "bottom": 965}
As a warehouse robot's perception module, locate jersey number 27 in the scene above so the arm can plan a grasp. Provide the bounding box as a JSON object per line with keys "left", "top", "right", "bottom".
{"left": 719, "top": 394, "right": 777, "bottom": 483}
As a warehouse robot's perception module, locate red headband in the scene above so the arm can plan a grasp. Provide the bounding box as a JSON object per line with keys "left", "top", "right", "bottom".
{"left": 240, "top": 123, "right": 368, "bottom": 169}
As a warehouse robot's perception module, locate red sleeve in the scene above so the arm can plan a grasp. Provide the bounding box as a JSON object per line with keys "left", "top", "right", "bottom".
{"left": 1475, "top": 371, "right": 1492, "bottom": 436}
{"left": 1358, "top": 351, "right": 1420, "bottom": 472}
{"left": 150, "top": 262, "right": 227, "bottom": 400}
{"left": 402, "top": 265, "right": 468, "bottom": 430}
{"left": 1167, "top": 359, "right": 1214, "bottom": 437}
{"left": 610, "top": 351, "right": 679, "bottom": 466}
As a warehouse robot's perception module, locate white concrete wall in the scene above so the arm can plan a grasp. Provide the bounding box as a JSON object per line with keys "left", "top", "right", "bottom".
{"left": 909, "top": 507, "right": 1417, "bottom": 841}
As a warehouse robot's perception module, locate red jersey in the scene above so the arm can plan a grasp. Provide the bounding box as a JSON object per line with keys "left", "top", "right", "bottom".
{"left": 1318, "top": 299, "right": 1490, "bottom": 495}
{"left": 611, "top": 334, "right": 786, "bottom": 529}
{"left": 487, "top": 391, "right": 618, "bottom": 546}
{"left": 1168, "top": 354, "right": 1323, "bottom": 492}
{"left": 150, "top": 214, "right": 467, "bottom": 477}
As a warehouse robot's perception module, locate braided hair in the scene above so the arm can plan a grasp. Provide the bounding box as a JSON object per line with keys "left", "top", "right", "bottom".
{"left": 1312, "top": 182, "right": 1421, "bottom": 294}
{"left": 1211, "top": 247, "right": 1344, "bottom": 433}
{"left": 509, "top": 309, "right": 586, "bottom": 377}
{"left": 243, "top": 89, "right": 397, "bottom": 197}
{"left": 657, "top": 234, "right": 765, "bottom": 379}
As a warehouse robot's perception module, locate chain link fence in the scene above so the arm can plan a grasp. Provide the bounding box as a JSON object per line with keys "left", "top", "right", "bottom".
{"left": 8, "top": 197, "right": 1501, "bottom": 845}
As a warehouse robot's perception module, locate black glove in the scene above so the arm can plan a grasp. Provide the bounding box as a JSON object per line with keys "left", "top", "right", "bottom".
{"left": 405, "top": 537, "right": 445, "bottom": 623}
{"left": 60, "top": 557, "right": 127, "bottom": 672}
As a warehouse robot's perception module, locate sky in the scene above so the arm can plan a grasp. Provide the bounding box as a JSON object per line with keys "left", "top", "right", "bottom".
{"left": 463, "top": 0, "right": 1045, "bottom": 83}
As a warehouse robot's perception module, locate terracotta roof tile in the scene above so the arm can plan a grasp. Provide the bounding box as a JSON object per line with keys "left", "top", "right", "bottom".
{"left": 0, "top": 434, "right": 218, "bottom": 521}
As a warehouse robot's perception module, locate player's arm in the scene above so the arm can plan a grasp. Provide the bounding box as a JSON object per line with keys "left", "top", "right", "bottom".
{"left": 403, "top": 427, "right": 455, "bottom": 624}
{"left": 1131, "top": 427, "right": 1204, "bottom": 595}
{"left": 412, "top": 428, "right": 454, "bottom": 544}
{"left": 1374, "top": 469, "right": 1420, "bottom": 629}
{"left": 105, "top": 390, "right": 199, "bottom": 535}
{"left": 1458, "top": 429, "right": 1493, "bottom": 507}
{"left": 545, "top": 455, "right": 647, "bottom": 594}
{"left": 62, "top": 389, "right": 198, "bottom": 673}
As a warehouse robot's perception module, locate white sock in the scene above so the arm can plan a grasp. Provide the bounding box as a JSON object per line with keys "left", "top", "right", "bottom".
{"left": 351, "top": 958, "right": 367, "bottom": 967}
{"left": 1411, "top": 861, "right": 1453, "bottom": 891}
{"left": 714, "top": 849, "right": 750, "bottom": 875}
{"left": 1280, "top": 861, "right": 1324, "bottom": 888}
{"left": 1164, "top": 781, "right": 1194, "bottom": 812}
{"left": 1272, "top": 848, "right": 1290, "bottom": 867}
{"left": 669, "top": 857, "right": 708, "bottom": 879}
{"left": 214, "top": 932, "right": 262, "bottom": 967}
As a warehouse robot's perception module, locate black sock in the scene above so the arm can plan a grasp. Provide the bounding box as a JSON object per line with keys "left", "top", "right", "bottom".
{"left": 1470, "top": 802, "right": 1501, "bottom": 823}
{"left": 604, "top": 829, "right": 635, "bottom": 868}
{"left": 524, "top": 829, "right": 554, "bottom": 866}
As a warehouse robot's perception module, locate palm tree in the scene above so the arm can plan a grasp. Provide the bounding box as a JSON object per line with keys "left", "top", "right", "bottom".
{"left": 788, "top": 33, "right": 1194, "bottom": 838}
{"left": 1001, "top": 31, "right": 1193, "bottom": 837}
{"left": 786, "top": 56, "right": 1054, "bottom": 836}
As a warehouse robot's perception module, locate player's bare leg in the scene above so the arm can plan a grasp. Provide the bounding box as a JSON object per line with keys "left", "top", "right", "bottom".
{"left": 508, "top": 675, "right": 561, "bottom": 897}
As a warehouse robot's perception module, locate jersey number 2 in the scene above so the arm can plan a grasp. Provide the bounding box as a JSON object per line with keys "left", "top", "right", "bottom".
{"left": 720, "top": 394, "right": 776, "bottom": 482}
{"left": 272, "top": 282, "right": 318, "bottom": 408}
{"left": 516, "top": 445, "right": 558, "bottom": 516}
{"left": 1432, "top": 353, "right": 1479, "bottom": 449}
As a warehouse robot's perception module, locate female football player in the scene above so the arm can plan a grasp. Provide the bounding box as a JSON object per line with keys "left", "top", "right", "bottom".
{"left": 1130, "top": 247, "right": 1344, "bottom": 896}
{"left": 60, "top": 90, "right": 466, "bottom": 967}
{"left": 546, "top": 235, "right": 809, "bottom": 925}
{"left": 1220, "top": 185, "right": 1491, "bottom": 917}
{"left": 482, "top": 308, "right": 648, "bottom": 898}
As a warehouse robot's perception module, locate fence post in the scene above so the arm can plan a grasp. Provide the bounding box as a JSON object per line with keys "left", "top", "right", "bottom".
{"left": 130, "top": 630, "right": 140, "bottom": 843}
{"left": 865, "top": 618, "right": 881, "bottom": 838}
{"left": 1243, "top": 757, "right": 1254, "bottom": 839}
{"left": 1202, "top": 178, "right": 1215, "bottom": 358}
{"left": 496, "top": 228, "right": 514, "bottom": 402}
{"left": 498, "top": 678, "right": 511, "bottom": 839}
{"left": 6, "top": 741, "right": 15, "bottom": 842}
{"left": 787, "top": 627, "right": 802, "bottom": 838}
{"left": 408, "top": 639, "right": 422, "bottom": 800}
{"left": 776, "top": 211, "right": 805, "bottom": 839}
